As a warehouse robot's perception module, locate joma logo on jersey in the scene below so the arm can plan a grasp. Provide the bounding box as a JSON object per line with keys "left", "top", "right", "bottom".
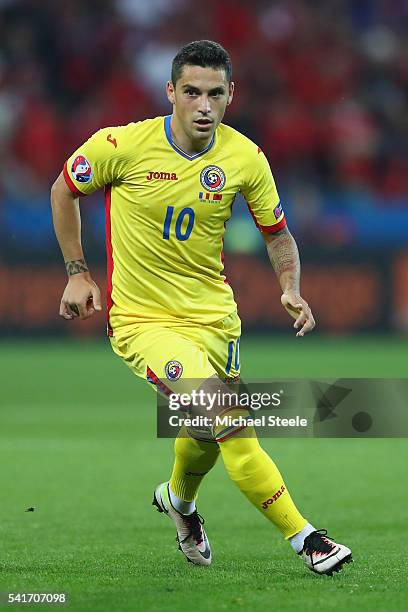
{"left": 261, "top": 485, "right": 286, "bottom": 509}
{"left": 146, "top": 171, "right": 178, "bottom": 181}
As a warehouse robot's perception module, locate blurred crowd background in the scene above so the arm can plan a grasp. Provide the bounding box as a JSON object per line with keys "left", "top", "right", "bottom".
{"left": 0, "top": 0, "right": 407, "bottom": 335}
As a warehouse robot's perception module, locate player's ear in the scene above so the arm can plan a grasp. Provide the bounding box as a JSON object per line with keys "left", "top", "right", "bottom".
{"left": 166, "top": 80, "right": 176, "bottom": 105}
{"left": 227, "top": 81, "right": 234, "bottom": 106}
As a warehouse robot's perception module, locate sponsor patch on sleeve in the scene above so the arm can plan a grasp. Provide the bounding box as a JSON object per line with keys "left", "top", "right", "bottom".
{"left": 273, "top": 202, "right": 283, "bottom": 220}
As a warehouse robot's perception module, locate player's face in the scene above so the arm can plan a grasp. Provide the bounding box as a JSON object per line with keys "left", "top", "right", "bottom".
{"left": 166, "top": 65, "right": 234, "bottom": 144}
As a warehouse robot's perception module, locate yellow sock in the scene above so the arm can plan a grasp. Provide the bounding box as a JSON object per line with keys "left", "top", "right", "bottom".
{"left": 218, "top": 429, "right": 307, "bottom": 539}
{"left": 169, "top": 429, "right": 220, "bottom": 502}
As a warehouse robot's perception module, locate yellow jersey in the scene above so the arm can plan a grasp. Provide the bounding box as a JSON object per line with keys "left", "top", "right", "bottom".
{"left": 63, "top": 115, "right": 286, "bottom": 333}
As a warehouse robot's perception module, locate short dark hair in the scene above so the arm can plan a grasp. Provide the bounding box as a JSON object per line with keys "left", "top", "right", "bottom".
{"left": 171, "top": 40, "right": 232, "bottom": 85}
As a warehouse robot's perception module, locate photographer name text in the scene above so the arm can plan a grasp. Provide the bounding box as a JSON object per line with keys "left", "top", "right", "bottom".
{"left": 168, "top": 415, "right": 308, "bottom": 428}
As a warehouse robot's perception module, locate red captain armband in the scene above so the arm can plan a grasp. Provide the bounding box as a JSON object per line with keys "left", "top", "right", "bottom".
{"left": 63, "top": 159, "right": 90, "bottom": 196}
{"left": 258, "top": 217, "right": 287, "bottom": 233}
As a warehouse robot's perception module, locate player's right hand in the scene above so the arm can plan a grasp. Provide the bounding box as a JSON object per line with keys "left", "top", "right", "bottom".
{"left": 59, "top": 275, "right": 102, "bottom": 321}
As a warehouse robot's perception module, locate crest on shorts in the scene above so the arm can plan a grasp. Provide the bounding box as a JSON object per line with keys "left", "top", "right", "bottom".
{"left": 200, "top": 165, "right": 226, "bottom": 192}
{"left": 71, "top": 155, "right": 93, "bottom": 183}
{"left": 165, "top": 360, "right": 183, "bottom": 380}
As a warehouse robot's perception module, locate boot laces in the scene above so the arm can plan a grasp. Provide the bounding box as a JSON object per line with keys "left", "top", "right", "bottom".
{"left": 304, "top": 529, "right": 336, "bottom": 555}
{"left": 178, "top": 511, "right": 205, "bottom": 545}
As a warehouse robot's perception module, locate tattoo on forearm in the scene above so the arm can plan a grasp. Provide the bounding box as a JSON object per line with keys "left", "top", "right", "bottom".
{"left": 65, "top": 259, "right": 89, "bottom": 276}
{"left": 266, "top": 231, "right": 300, "bottom": 292}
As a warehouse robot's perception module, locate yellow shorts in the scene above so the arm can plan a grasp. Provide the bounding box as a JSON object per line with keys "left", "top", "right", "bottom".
{"left": 110, "top": 311, "right": 241, "bottom": 394}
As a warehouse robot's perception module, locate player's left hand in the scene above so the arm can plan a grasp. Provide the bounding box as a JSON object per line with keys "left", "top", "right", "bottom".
{"left": 280, "top": 293, "right": 315, "bottom": 337}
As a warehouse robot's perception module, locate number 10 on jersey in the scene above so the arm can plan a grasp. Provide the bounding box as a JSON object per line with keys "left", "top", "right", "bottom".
{"left": 163, "top": 206, "right": 195, "bottom": 241}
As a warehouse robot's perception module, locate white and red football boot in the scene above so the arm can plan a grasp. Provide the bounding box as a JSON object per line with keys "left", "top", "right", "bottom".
{"left": 301, "top": 529, "right": 352, "bottom": 575}
{"left": 152, "top": 482, "right": 211, "bottom": 566}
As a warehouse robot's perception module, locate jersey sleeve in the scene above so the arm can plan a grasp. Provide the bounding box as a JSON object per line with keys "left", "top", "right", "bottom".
{"left": 240, "top": 146, "right": 286, "bottom": 233}
{"left": 63, "top": 126, "right": 127, "bottom": 196}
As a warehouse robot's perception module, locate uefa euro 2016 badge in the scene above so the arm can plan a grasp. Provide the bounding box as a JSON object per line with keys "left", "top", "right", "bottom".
{"left": 71, "top": 155, "right": 93, "bottom": 183}
{"left": 165, "top": 360, "right": 183, "bottom": 380}
{"left": 200, "top": 165, "right": 226, "bottom": 192}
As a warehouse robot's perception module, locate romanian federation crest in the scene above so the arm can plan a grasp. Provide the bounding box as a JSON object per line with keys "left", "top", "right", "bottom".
{"left": 165, "top": 360, "right": 183, "bottom": 381}
{"left": 71, "top": 155, "right": 93, "bottom": 183}
{"left": 200, "top": 165, "right": 226, "bottom": 192}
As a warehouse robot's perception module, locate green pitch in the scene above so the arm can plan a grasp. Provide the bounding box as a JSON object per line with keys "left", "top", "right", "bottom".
{"left": 1, "top": 337, "right": 407, "bottom": 611}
